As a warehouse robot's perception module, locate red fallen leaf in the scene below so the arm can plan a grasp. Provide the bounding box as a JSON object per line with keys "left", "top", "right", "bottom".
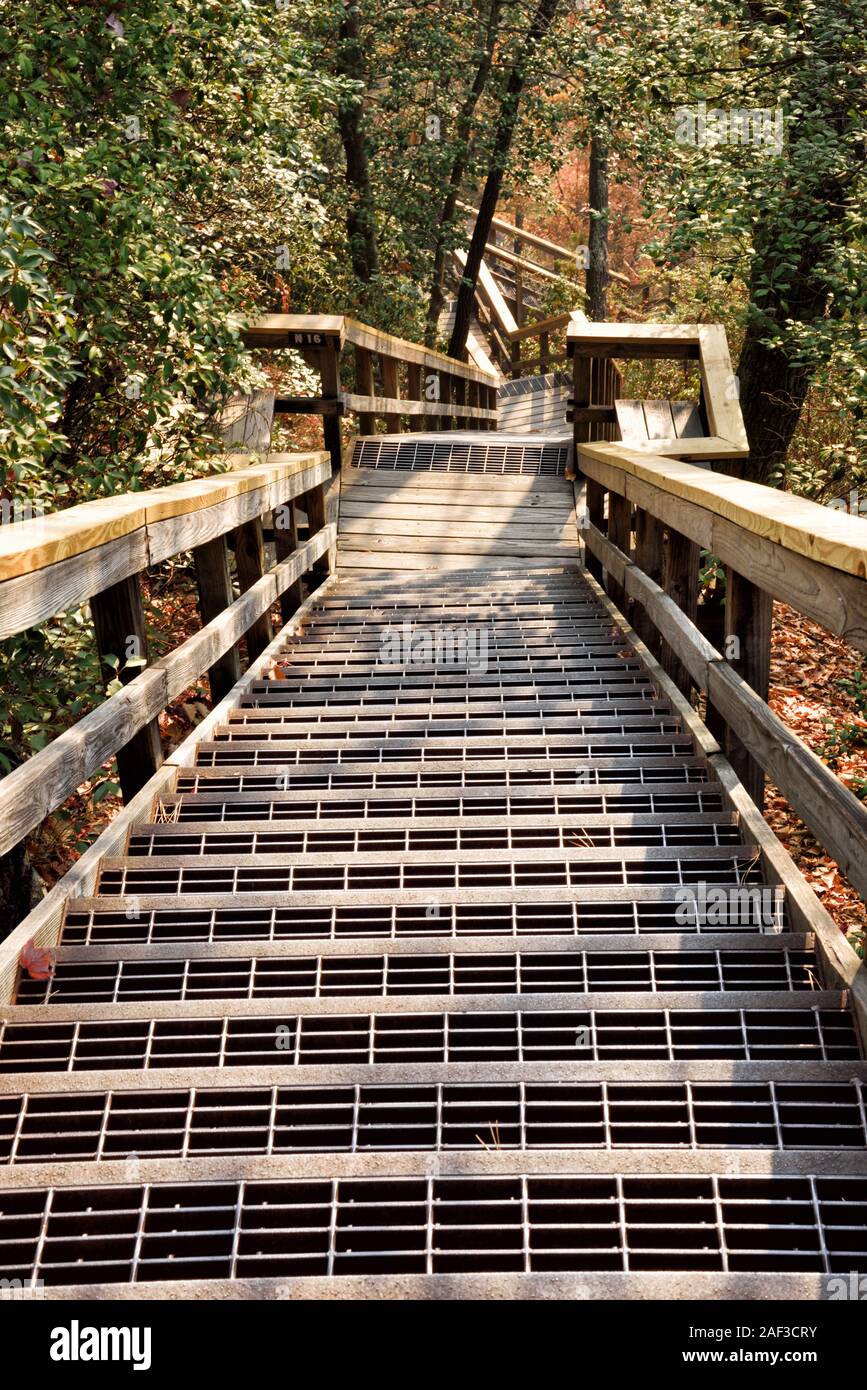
{"left": 19, "top": 939, "right": 55, "bottom": 981}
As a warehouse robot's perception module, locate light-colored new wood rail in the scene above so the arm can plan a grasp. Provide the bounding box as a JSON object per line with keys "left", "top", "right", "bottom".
{"left": 582, "top": 513, "right": 867, "bottom": 904}
{"left": 576, "top": 374, "right": 867, "bottom": 880}
{"left": 457, "top": 202, "right": 633, "bottom": 286}
{"left": 568, "top": 321, "right": 749, "bottom": 458}
{"left": 0, "top": 453, "right": 329, "bottom": 639}
{"left": 0, "top": 451, "right": 334, "bottom": 850}
{"left": 581, "top": 443, "right": 867, "bottom": 580}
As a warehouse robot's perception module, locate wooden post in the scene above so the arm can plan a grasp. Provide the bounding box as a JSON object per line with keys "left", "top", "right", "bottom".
{"left": 606, "top": 491, "right": 631, "bottom": 613}
{"left": 510, "top": 337, "right": 522, "bottom": 381}
{"left": 487, "top": 383, "right": 498, "bottom": 430}
{"left": 514, "top": 211, "right": 524, "bottom": 328}
{"left": 233, "top": 518, "right": 273, "bottom": 659}
{"left": 440, "top": 372, "right": 453, "bottom": 430}
{"left": 380, "top": 354, "right": 401, "bottom": 432}
{"left": 539, "top": 331, "right": 550, "bottom": 376}
{"left": 452, "top": 375, "right": 467, "bottom": 429}
{"left": 274, "top": 499, "right": 304, "bottom": 624}
{"left": 573, "top": 355, "right": 593, "bottom": 444}
{"left": 584, "top": 476, "right": 605, "bottom": 584}
{"left": 591, "top": 357, "right": 602, "bottom": 440}
{"left": 90, "top": 575, "right": 163, "bottom": 800}
{"left": 354, "top": 345, "right": 376, "bottom": 435}
{"left": 723, "top": 568, "right": 773, "bottom": 808}
{"left": 407, "top": 362, "right": 424, "bottom": 432}
{"left": 466, "top": 379, "right": 479, "bottom": 431}
{"left": 633, "top": 508, "right": 664, "bottom": 655}
{"left": 301, "top": 481, "right": 333, "bottom": 586}
{"left": 661, "top": 528, "right": 700, "bottom": 696}
{"left": 317, "top": 345, "right": 343, "bottom": 473}
{"left": 193, "top": 536, "right": 242, "bottom": 702}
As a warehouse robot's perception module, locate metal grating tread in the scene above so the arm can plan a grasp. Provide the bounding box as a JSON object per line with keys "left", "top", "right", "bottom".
{"left": 124, "top": 822, "right": 743, "bottom": 859}
{"left": 5, "top": 550, "right": 863, "bottom": 1294}
{"left": 2, "top": 1174, "right": 866, "bottom": 1284}
{"left": 0, "top": 1006, "right": 857, "bottom": 1073}
{"left": 148, "top": 786, "right": 730, "bottom": 823}
{"left": 498, "top": 372, "right": 571, "bottom": 399}
{"left": 173, "top": 764, "right": 712, "bottom": 794}
{"left": 350, "top": 437, "right": 569, "bottom": 476}
{"left": 95, "top": 849, "right": 771, "bottom": 897}
{"left": 3, "top": 1080, "right": 866, "bottom": 1166}
{"left": 15, "top": 948, "right": 818, "bottom": 1006}
{"left": 61, "top": 894, "right": 786, "bottom": 946}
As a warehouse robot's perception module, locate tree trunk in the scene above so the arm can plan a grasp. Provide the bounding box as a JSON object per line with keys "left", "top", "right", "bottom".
{"left": 736, "top": 177, "right": 846, "bottom": 484}
{"left": 448, "top": 0, "right": 561, "bottom": 360}
{"left": 733, "top": 0, "right": 853, "bottom": 483}
{"left": 335, "top": 2, "right": 379, "bottom": 288}
{"left": 424, "top": 0, "right": 503, "bottom": 345}
{"left": 586, "top": 133, "right": 609, "bottom": 320}
{"left": 734, "top": 329, "right": 812, "bottom": 484}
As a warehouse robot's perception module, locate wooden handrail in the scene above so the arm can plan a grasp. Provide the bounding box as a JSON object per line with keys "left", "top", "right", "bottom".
{"left": 509, "top": 311, "right": 576, "bottom": 343}
{"left": 576, "top": 433, "right": 867, "bottom": 887}
{"left": 482, "top": 241, "right": 584, "bottom": 290}
{"left": 581, "top": 442, "right": 867, "bottom": 580}
{"left": 244, "top": 313, "right": 496, "bottom": 386}
{"left": 243, "top": 312, "right": 499, "bottom": 444}
{"left": 0, "top": 453, "right": 329, "bottom": 638}
{"left": 566, "top": 320, "right": 749, "bottom": 458}
{"left": 0, "top": 450, "right": 335, "bottom": 847}
{"left": 457, "top": 201, "right": 633, "bottom": 286}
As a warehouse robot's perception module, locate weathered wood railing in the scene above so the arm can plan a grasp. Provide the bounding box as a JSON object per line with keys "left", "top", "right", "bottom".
{"left": 509, "top": 311, "right": 570, "bottom": 380}
{"left": 573, "top": 429, "right": 867, "bottom": 915}
{"left": 243, "top": 313, "right": 499, "bottom": 463}
{"left": 457, "top": 202, "right": 633, "bottom": 331}
{"left": 568, "top": 321, "right": 749, "bottom": 459}
{"left": 0, "top": 450, "right": 334, "bottom": 858}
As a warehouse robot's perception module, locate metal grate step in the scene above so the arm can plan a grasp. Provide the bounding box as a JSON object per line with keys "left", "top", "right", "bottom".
{"left": 156, "top": 785, "right": 728, "bottom": 823}
{"left": 62, "top": 893, "right": 786, "bottom": 947}
{"left": 173, "top": 763, "right": 712, "bottom": 795}
{"left": 3, "top": 1079, "right": 864, "bottom": 1166}
{"left": 125, "top": 820, "right": 742, "bottom": 860}
{"left": 192, "top": 738, "right": 698, "bottom": 768}
{"left": 96, "top": 847, "right": 767, "bottom": 896}
{"left": 211, "top": 714, "right": 683, "bottom": 740}
{"left": 15, "top": 948, "right": 817, "bottom": 1006}
{"left": 351, "top": 437, "right": 569, "bottom": 476}
{"left": 3, "top": 1173, "right": 866, "bottom": 1284}
{"left": 498, "top": 372, "right": 572, "bottom": 399}
{"left": 0, "top": 1006, "right": 856, "bottom": 1074}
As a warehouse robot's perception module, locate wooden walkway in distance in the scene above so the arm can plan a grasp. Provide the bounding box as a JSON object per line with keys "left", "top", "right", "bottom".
{"left": 1, "top": 389, "right": 866, "bottom": 1299}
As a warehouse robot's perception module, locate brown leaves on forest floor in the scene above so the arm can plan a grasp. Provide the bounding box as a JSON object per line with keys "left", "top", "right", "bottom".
{"left": 766, "top": 603, "right": 867, "bottom": 947}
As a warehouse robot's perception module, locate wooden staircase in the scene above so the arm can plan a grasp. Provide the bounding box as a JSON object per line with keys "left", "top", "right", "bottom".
{"left": 1, "top": 312, "right": 866, "bottom": 1300}
{"left": 2, "top": 457, "right": 866, "bottom": 1297}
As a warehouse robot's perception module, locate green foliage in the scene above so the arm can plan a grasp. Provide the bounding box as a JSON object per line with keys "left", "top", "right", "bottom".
{"left": 0, "top": 0, "right": 346, "bottom": 824}
{"left": 0, "top": 607, "right": 108, "bottom": 773}
{"left": 836, "top": 667, "right": 867, "bottom": 718}
{"left": 0, "top": 203, "right": 77, "bottom": 494}
{"left": 0, "top": 0, "right": 342, "bottom": 500}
